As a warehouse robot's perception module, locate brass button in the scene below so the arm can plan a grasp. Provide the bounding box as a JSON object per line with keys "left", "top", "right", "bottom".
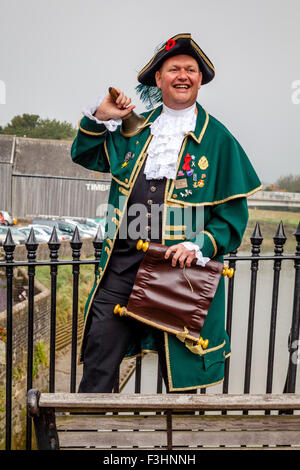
{"left": 147, "top": 199, "right": 153, "bottom": 205}
{"left": 173, "top": 194, "right": 177, "bottom": 199}
{"left": 124, "top": 178, "right": 129, "bottom": 184}
{"left": 150, "top": 186, "right": 157, "bottom": 193}
{"left": 147, "top": 213, "right": 151, "bottom": 219}
{"left": 146, "top": 226, "right": 151, "bottom": 231}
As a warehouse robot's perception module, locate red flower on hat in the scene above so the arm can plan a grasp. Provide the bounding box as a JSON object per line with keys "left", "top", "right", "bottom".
{"left": 166, "top": 39, "right": 176, "bottom": 50}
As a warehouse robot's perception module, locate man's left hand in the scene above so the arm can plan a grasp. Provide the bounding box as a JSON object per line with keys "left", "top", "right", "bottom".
{"left": 164, "top": 244, "right": 196, "bottom": 268}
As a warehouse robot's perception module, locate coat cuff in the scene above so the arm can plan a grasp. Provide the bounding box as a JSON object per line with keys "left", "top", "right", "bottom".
{"left": 200, "top": 231, "right": 218, "bottom": 258}
{"left": 78, "top": 116, "right": 107, "bottom": 136}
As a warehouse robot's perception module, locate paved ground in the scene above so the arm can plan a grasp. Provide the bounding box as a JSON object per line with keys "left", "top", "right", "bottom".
{"left": 54, "top": 344, "right": 83, "bottom": 392}
{"left": 54, "top": 344, "right": 138, "bottom": 393}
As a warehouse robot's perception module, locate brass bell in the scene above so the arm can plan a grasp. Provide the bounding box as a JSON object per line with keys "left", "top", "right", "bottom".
{"left": 136, "top": 239, "right": 149, "bottom": 252}
{"left": 109, "top": 87, "right": 146, "bottom": 137}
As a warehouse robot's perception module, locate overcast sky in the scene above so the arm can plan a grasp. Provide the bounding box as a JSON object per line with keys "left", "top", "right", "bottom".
{"left": 0, "top": 0, "right": 299, "bottom": 184}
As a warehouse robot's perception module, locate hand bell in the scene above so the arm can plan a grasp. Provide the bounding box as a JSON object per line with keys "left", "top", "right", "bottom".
{"left": 109, "top": 87, "right": 146, "bottom": 137}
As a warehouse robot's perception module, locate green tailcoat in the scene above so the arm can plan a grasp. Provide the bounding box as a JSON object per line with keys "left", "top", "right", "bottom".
{"left": 71, "top": 102, "right": 261, "bottom": 390}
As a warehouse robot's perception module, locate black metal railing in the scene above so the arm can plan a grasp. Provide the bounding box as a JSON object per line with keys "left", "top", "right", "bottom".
{"left": 0, "top": 221, "right": 300, "bottom": 450}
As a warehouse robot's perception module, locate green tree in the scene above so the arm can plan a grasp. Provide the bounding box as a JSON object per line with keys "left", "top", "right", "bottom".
{"left": 0, "top": 113, "right": 76, "bottom": 140}
{"left": 275, "top": 174, "right": 300, "bottom": 193}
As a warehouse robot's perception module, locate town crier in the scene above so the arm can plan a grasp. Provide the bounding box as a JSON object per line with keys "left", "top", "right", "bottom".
{"left": 71, "top": 33, "right": 261, "bottom": 392}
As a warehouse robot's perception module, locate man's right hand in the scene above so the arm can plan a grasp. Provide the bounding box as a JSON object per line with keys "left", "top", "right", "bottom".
{"left": 94, "top": 88, "right": 135, "bottom": 121}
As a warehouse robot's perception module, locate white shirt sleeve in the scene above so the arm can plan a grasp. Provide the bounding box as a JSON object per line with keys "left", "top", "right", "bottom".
{"left": 82, "top": 95, "right": 121, "bottom": 132}
{"left": 181, "top": 241, "right": 210, "bottom": 267}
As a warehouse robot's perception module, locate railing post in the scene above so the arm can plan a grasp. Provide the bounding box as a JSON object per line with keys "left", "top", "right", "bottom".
{"left": 223, "top": 249, "right": 237, "bottom": 395}
{"left": 286, "top": 223, "right": 300, "bottom": 393}
{"left": 25, "top": 228, "right": 38, "bottom": 450}
{"left": 266, "top": 222, "right": 286, "bottom": 398}
{"left": 3, "top": 229, "right": 16, "bottom": 450}
{"left": 70, "top": 226, "right": 82, "bottom": 392}
{"left": 48, "top": 227, "right": 61, "bottom": 392}
{"left": 244, "top": 222, "right": 263, "bottom": 397}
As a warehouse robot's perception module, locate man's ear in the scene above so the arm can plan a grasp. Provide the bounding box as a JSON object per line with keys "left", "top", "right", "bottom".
{"left": 198, "top": 72, "right": 203, "bottom": 90}
{"left": 155, "top": 70, "right": 161, "bottom": 89}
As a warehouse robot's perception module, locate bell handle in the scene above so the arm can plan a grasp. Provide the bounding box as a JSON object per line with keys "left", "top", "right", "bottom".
{"left": 108, "top": 87, "right": 120, "bottom": 103}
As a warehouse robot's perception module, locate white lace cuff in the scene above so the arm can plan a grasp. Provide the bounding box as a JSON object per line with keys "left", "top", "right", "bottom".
{"left": 82, "top": 95, "right": 121, "bottom": 132}
{"left": 181, "top": 242, "right": 210, "bottom": 267}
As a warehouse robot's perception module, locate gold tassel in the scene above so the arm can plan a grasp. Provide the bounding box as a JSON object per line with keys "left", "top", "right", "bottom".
{"left": 176, "top": 326, "right": 190, "bottom": 342}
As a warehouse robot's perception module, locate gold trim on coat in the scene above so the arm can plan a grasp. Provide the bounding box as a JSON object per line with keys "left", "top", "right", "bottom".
{"left": 168, "top": 184, "right": 263, "bottom": 207}
{"left": 202, "top": 230, "right": 217, "bottom": 257}
{"left": 78, "top": 119, "right": 107, "bottom": 136}
{"left": 164, "top": 234, "right": 186, "bottom": 240}
{"left": 164, "top": 332, "right": 228, "bottom": 391}
{"left": 165, "top": 225, "right": 187, "bottom": 231}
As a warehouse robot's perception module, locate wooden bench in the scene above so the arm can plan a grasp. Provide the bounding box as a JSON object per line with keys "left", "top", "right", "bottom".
{"left": 27, "top": 389, "right": 300, "bottom": 450}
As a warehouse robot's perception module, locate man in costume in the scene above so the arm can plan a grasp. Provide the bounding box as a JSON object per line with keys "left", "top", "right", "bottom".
{"left": 71, "top": 33, "right": 261, "bottom": 393}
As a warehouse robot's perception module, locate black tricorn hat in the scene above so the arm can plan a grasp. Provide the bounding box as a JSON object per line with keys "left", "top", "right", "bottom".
{"left": 137, "top": 33, "right": 215, "bottom": 87}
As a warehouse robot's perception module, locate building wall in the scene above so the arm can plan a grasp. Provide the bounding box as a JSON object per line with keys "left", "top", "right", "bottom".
{"left": 0, "top": 135, "right": 111, "bottom": 218}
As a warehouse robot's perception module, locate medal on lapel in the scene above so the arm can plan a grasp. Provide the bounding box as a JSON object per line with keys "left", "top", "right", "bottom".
{"left": 198, "top": 156, "right": 209, "bottom": 170}
{"left": 121, "top": 151, "right": 135, "bottom": 168}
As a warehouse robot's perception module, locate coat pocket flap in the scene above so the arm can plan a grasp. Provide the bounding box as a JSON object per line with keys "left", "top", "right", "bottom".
{"left": 203, "top": 346, "right": 226, "bottom": 370}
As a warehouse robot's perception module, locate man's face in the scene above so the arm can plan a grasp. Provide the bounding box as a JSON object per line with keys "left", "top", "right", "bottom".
{"left": 155, "top": 55, "right": 202, "bottom": 110}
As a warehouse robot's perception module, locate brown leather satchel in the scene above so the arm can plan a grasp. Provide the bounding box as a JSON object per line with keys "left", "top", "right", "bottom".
{"left": 115, "top": 242, "right": 223, "bottom": 345}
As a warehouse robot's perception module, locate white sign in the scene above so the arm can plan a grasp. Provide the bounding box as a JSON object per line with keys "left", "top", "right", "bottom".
{"left": 86, "top": 183, "right": 110, "bottom": 191}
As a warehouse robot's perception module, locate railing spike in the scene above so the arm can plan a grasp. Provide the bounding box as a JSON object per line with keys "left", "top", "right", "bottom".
{"left": 93, "top": 224, "right": 103, "bottom": 244}
{"left": 251, "top": 221, "right": 263, "bottom": 243}
{"left": 48, "top": 226, "right": 60, "bottom": 261}
{"left": 273, "top": 221, "right": 287, "bottom": 255}
{"left": 3, "top": 228, "right": 16, "bottom": 248}
{"left": 26, "top": 227, "right": 38, "bottom": 246}
{"left": 293, "top": 222, "right": 300, "bottom": 241}
{"left": 48, "top": 226, "right": 60, "bottom": 245}
{"left": 293, "top": 222, "right": 300, "bottom": 256}
{"left": 70, "top": 225, "right": 81, "bottom": 244}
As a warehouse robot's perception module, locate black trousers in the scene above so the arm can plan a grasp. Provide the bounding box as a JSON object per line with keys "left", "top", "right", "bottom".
{"left": 78, "top": 286, "right": 196, "bottom": 394}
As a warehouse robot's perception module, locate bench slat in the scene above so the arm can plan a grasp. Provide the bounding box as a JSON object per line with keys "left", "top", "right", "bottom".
{"left": 56, "top": 414, "right": 300, "bottom": 432}
{"left": 39, "top": 393, "right": 300, "bottom": 411}
{"left": 58, "top": 430, "right": 167, "bottom": 448}
{"left": 57, "top": 429, "right": 300, "bottom": 449}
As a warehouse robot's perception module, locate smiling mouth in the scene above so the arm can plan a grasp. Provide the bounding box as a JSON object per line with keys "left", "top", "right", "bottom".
{"left": 173, "top": 84, "right": 190, "bottom": 89}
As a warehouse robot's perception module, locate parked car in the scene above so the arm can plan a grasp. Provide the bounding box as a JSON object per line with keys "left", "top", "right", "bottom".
{"left": 0, "top": 211, "right": 17, "bottom": 226}
{"left": 0, "top": 226, "right": 26, "bottom": 244}
{"left": 32, "top": 219, "right": 91, "bottom": 239}
{"left": 62, "top": 217, "right": 104, "bottom": 239}
{"left": 27, "top": 224, "right": 71, "bottom": 241}
{"left": 0, "top": 213, "right": 5, "bottom": 225}
{"left": 16, "top": 226, "right": 50, "bottom": 243}
{"left": 63, "top": 218, "right": 98, "bottom": 236}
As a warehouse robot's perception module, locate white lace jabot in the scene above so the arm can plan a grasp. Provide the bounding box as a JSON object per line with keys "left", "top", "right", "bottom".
{"left": 144, "top": 103, "right": 197, "bottom": 181}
